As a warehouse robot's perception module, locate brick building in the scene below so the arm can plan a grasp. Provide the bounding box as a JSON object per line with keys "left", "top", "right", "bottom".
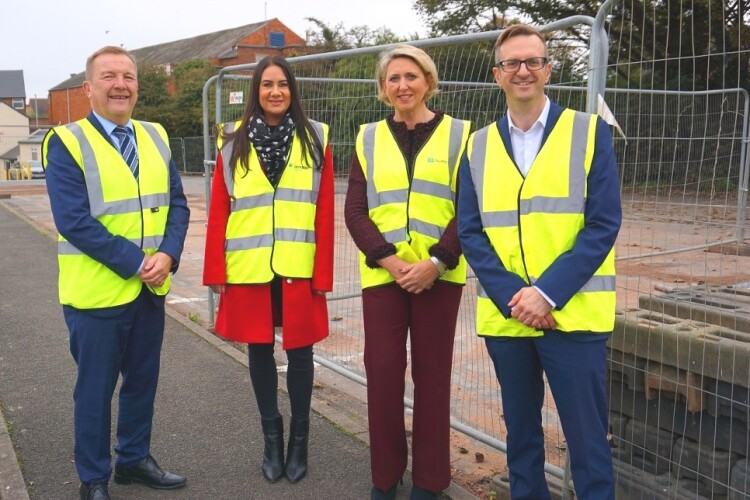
{"left": 48, "top": 18, "right": 307, "bottom": 125}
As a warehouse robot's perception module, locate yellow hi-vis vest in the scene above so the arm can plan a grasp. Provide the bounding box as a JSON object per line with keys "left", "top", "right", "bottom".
{"left": 43, "top": 119, "right": 172, "bottom": 309}
{"left": 467, "top": 110, "right": 616, "bottom": 337}
{"left": 217, "top": 120, "right": 328, "bottom": 283}
{"left": 355, "top": 115, "right": 470, "bottom": 289}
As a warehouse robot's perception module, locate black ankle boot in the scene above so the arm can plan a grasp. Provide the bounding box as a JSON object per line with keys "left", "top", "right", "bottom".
{"left": 370, "top": 483, "right": 398, "bottom": 500}
{"left": 284, "top": 417, "right": 309, "bottom": 482}
{"left": 410, "top": 485, "right": 438, "bottom": 499}
{"left": 260, "top": 416, "right": 284, "bottom": 482}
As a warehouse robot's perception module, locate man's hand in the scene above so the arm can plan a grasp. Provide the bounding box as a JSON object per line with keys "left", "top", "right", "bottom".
{"left": 509, "top": 286, "right": 556, "bottom": 329}
{"left": 140, "top": 252, "right": 174, "bottom": 287}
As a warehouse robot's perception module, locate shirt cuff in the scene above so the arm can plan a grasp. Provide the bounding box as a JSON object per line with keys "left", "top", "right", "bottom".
{"left": 534, "top": 285, "right": 556, "bottom": 309}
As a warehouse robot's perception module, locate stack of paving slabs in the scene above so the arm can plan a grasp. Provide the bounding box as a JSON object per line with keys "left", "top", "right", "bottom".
{"left": 607, "top": 283, "right": 750, "bottom": 499}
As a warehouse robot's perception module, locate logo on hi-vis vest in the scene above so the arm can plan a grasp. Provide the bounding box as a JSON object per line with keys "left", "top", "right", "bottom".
{"left": 427, "top": 157, "right": 448, "bottom": 164}
{"left": 289, "top": 163, "right": 313, "bottom": 170}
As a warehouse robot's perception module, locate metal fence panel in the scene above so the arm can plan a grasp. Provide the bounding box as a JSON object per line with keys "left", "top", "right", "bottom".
{"left": 190, "top": 3, "right": 750, "bottom": 496}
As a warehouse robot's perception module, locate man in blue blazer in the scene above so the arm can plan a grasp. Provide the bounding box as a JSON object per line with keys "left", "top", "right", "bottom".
{"left": 44, "top": 46, "right": 190, "bottom": 500}
{"left": 457, "top": 24, "right": 621, "bottom": 499}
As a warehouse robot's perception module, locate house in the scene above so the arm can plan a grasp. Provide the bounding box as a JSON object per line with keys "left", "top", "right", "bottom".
{"left": 17, "top": 129, "right": 47, "bottom": 164}
{"left": 0, "top": 101, "right": 30, "bottom": 170}
{"left": 48, "top": 19, "right": 307, "bottom": 125}
{"left": 26, "top": 97, "right": 50, "bottom": 128}
{"left": 0, "top": 70, "right": 26, "bottom": 115}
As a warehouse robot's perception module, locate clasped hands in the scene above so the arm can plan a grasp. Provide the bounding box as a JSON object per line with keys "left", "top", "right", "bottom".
{"left": 509, "top": 286, "right": 557, "bottom": 330}
{"left": 378, "top": 255, "right": 439, "bottom": 295}
{"left": 140, "top": 252, "right": 173, "bottom": 288}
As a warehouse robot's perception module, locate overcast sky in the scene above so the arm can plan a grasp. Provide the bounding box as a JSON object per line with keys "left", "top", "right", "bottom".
{"left": 4, "top": 0, "right": 426, "bottom": 99}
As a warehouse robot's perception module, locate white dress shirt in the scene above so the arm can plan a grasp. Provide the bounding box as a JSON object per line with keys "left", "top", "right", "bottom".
{"left": 507, "top": 96, "right": 550, "bottom": 177}
{"left": 506, "top": 97, "right": 556, "bottom": 308}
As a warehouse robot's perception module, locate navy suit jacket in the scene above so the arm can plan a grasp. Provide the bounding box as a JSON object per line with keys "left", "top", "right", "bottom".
{"left": 457, "top": 101, "right": 622, "bottom": 323}
{"left": 45, "top": 112, "right": 190, "bottom": 301}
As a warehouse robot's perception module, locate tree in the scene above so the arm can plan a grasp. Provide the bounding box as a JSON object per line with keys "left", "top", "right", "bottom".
{"left": 305, "top": 17, "right": 353, "bottom": 51}
{"left": 134, "top": 59, "right": 217, "bottom": 137}
{"left": 136, "top": 64, "right": 170, "bottom": 107}
{"left": 414, "top": 0, "right": 514, "bottom": 35}
{"left": 133, "top": 64, "right": 175, "bottom": 129}
{"left": 171, "top": 60, "right": 216, "bottom": 136}
{"left": 414, "top": 0, "right": 750, "bottom": 92}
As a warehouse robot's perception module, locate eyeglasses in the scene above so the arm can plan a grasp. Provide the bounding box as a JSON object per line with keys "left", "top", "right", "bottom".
{"left": 495, "top": 57, "right": 548, "bottom": 73}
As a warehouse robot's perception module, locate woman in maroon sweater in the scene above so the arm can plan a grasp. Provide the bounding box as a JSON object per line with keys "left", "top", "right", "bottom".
{"left": 345, "top": 45, "right": 470, "bottom": 500}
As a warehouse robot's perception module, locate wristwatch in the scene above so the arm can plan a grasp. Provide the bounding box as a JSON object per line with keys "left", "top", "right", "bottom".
{"left": 430, "top": 256, "right": 447, "bottom": 277}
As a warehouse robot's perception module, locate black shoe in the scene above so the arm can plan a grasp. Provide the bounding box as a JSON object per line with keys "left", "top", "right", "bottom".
{"left": 114, "top": 455, "right": 186, "bottom": 490}
{"left": 261, "top": 416, "right": 285, "bottom": 482}
{"left": 371, "top": 483, "right": 398, "bottom": 500}
{"left": 79, "top": 482, "right": 110, "bottom": 500}
{"left": 285, "top": 417, "right": 309, "bottom": 483}
{"left": 410, "top": 485, "right": 439, "bottom": 499}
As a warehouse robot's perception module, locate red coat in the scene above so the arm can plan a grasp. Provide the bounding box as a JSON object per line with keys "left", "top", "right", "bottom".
{"left": 203, "top": 145, "right": 334, "bottom": 350}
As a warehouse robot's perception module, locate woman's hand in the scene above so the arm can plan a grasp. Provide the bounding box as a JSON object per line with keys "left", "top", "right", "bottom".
{"left": 209, "top": 284, "right": 226, "bottom": 294}
{"left": 376, "top": 255, "right": 411, "bottom": 281}
{"left": 397, "top": 260, "right": 440, "bottom": 294}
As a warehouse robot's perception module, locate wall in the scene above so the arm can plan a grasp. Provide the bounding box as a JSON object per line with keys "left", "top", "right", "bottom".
{"left": 48, "top": 86, "right": 89, "bottom": 126}
{"left": 211, "top": 19, "right": 309, "bottom": 67}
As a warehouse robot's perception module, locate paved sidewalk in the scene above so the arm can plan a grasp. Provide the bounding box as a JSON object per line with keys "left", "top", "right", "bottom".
{"left": 0, "top": 178, "right": 477, "bottom": 500}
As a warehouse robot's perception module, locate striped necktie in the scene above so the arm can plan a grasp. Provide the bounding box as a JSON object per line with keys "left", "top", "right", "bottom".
{"left": 112, "top": 126, "right": 139, "bottom": 179}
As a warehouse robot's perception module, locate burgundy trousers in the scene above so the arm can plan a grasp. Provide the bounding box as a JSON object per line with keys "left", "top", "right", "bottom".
{"left": 362, "top": 281, "right": 463, "bottom": 493}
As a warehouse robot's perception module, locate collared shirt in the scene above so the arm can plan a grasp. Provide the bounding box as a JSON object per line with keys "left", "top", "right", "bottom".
{"left": 507, "top": 96, "right": 550, "bottom": 177}
{"left": 506, "top": 97, "right": 556, "bottom": 308}
{"left": 92, "top": 110, "right": 135, "bottom": 149}
{"left": 92, "top": 111, "right": 144, "bottom": 272}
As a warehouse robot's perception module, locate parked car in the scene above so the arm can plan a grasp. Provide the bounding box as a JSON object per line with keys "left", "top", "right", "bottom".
{"left": 28, "top": 160, "right": 45, "bottom": 179}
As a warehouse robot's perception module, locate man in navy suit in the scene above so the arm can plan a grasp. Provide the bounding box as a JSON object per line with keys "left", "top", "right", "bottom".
{"left": 458, "top": 24, "right": 621, "bottom": 499}
{"left": 43, "top": 46, "right": 190, "bottom": 500}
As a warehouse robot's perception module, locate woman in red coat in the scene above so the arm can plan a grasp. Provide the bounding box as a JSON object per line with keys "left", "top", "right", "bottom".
{"left": 203, "top": 55, "right": 334, "bottom": 484}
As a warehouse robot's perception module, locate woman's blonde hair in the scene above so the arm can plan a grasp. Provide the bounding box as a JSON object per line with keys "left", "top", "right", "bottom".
{"left": 375, "top": 44, "right": 439, "bottom": 105}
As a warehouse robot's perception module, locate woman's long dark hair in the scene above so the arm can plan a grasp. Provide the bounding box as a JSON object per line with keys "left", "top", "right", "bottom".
{"left": 222, "top": 56, "right": 324, "bottom": 180}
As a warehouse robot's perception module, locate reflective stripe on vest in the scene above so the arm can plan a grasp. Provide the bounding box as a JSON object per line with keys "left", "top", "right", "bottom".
{"left": 218, "top": 120, "right": 328, "bottom": 283}
{"left": 468, "top": 110, "right": 616, "bottom": 336}
{"left": 45, "top": 119, "right": 172, "bottom": 308}
{"left": 356, "top": 116, "right": 470, "bottom": 288}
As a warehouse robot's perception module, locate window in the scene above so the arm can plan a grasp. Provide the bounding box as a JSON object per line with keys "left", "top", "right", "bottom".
{"left": 269, "top": 31, "right": 285, "bottom": 48}
{"left": 12, "top": 98, "right": 24, "bottom": 110}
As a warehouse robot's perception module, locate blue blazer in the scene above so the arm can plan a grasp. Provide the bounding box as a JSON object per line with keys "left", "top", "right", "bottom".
{"left": 45, "top": 113, "right": 190, "bottom": 289}
{"left": 457, "top": 101, "right": 622, "bottom": 322}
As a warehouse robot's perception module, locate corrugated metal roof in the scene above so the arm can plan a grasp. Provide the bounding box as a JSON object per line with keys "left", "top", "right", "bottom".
{"left": 0, "top": 70, "right": 26, "bottom": 99}
{"left": 132, "top": 21, "right": 268, "bottom": 65}
{"left": 50, "top": 21, "right": 270, "bottom": 91}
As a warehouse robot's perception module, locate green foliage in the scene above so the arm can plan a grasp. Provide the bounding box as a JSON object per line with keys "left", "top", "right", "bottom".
{"left": 607, "top": 0, "right": 750, "bottom": 92}
{"left": 414, "top": 0, "right": 514, "bottom": 36}
{"left": 134, "top": 59, "right": 217, "bottom": 137}
{"left": 136, "top": 64, "right": 170, "bottom": 107}
{"left": 305, "top": 17, "right": 402, "bottom": 50}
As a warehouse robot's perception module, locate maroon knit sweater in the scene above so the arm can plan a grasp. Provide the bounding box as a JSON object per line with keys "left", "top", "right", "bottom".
{"left": 344, "top": 110, "right": 463, "bottom": 270}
